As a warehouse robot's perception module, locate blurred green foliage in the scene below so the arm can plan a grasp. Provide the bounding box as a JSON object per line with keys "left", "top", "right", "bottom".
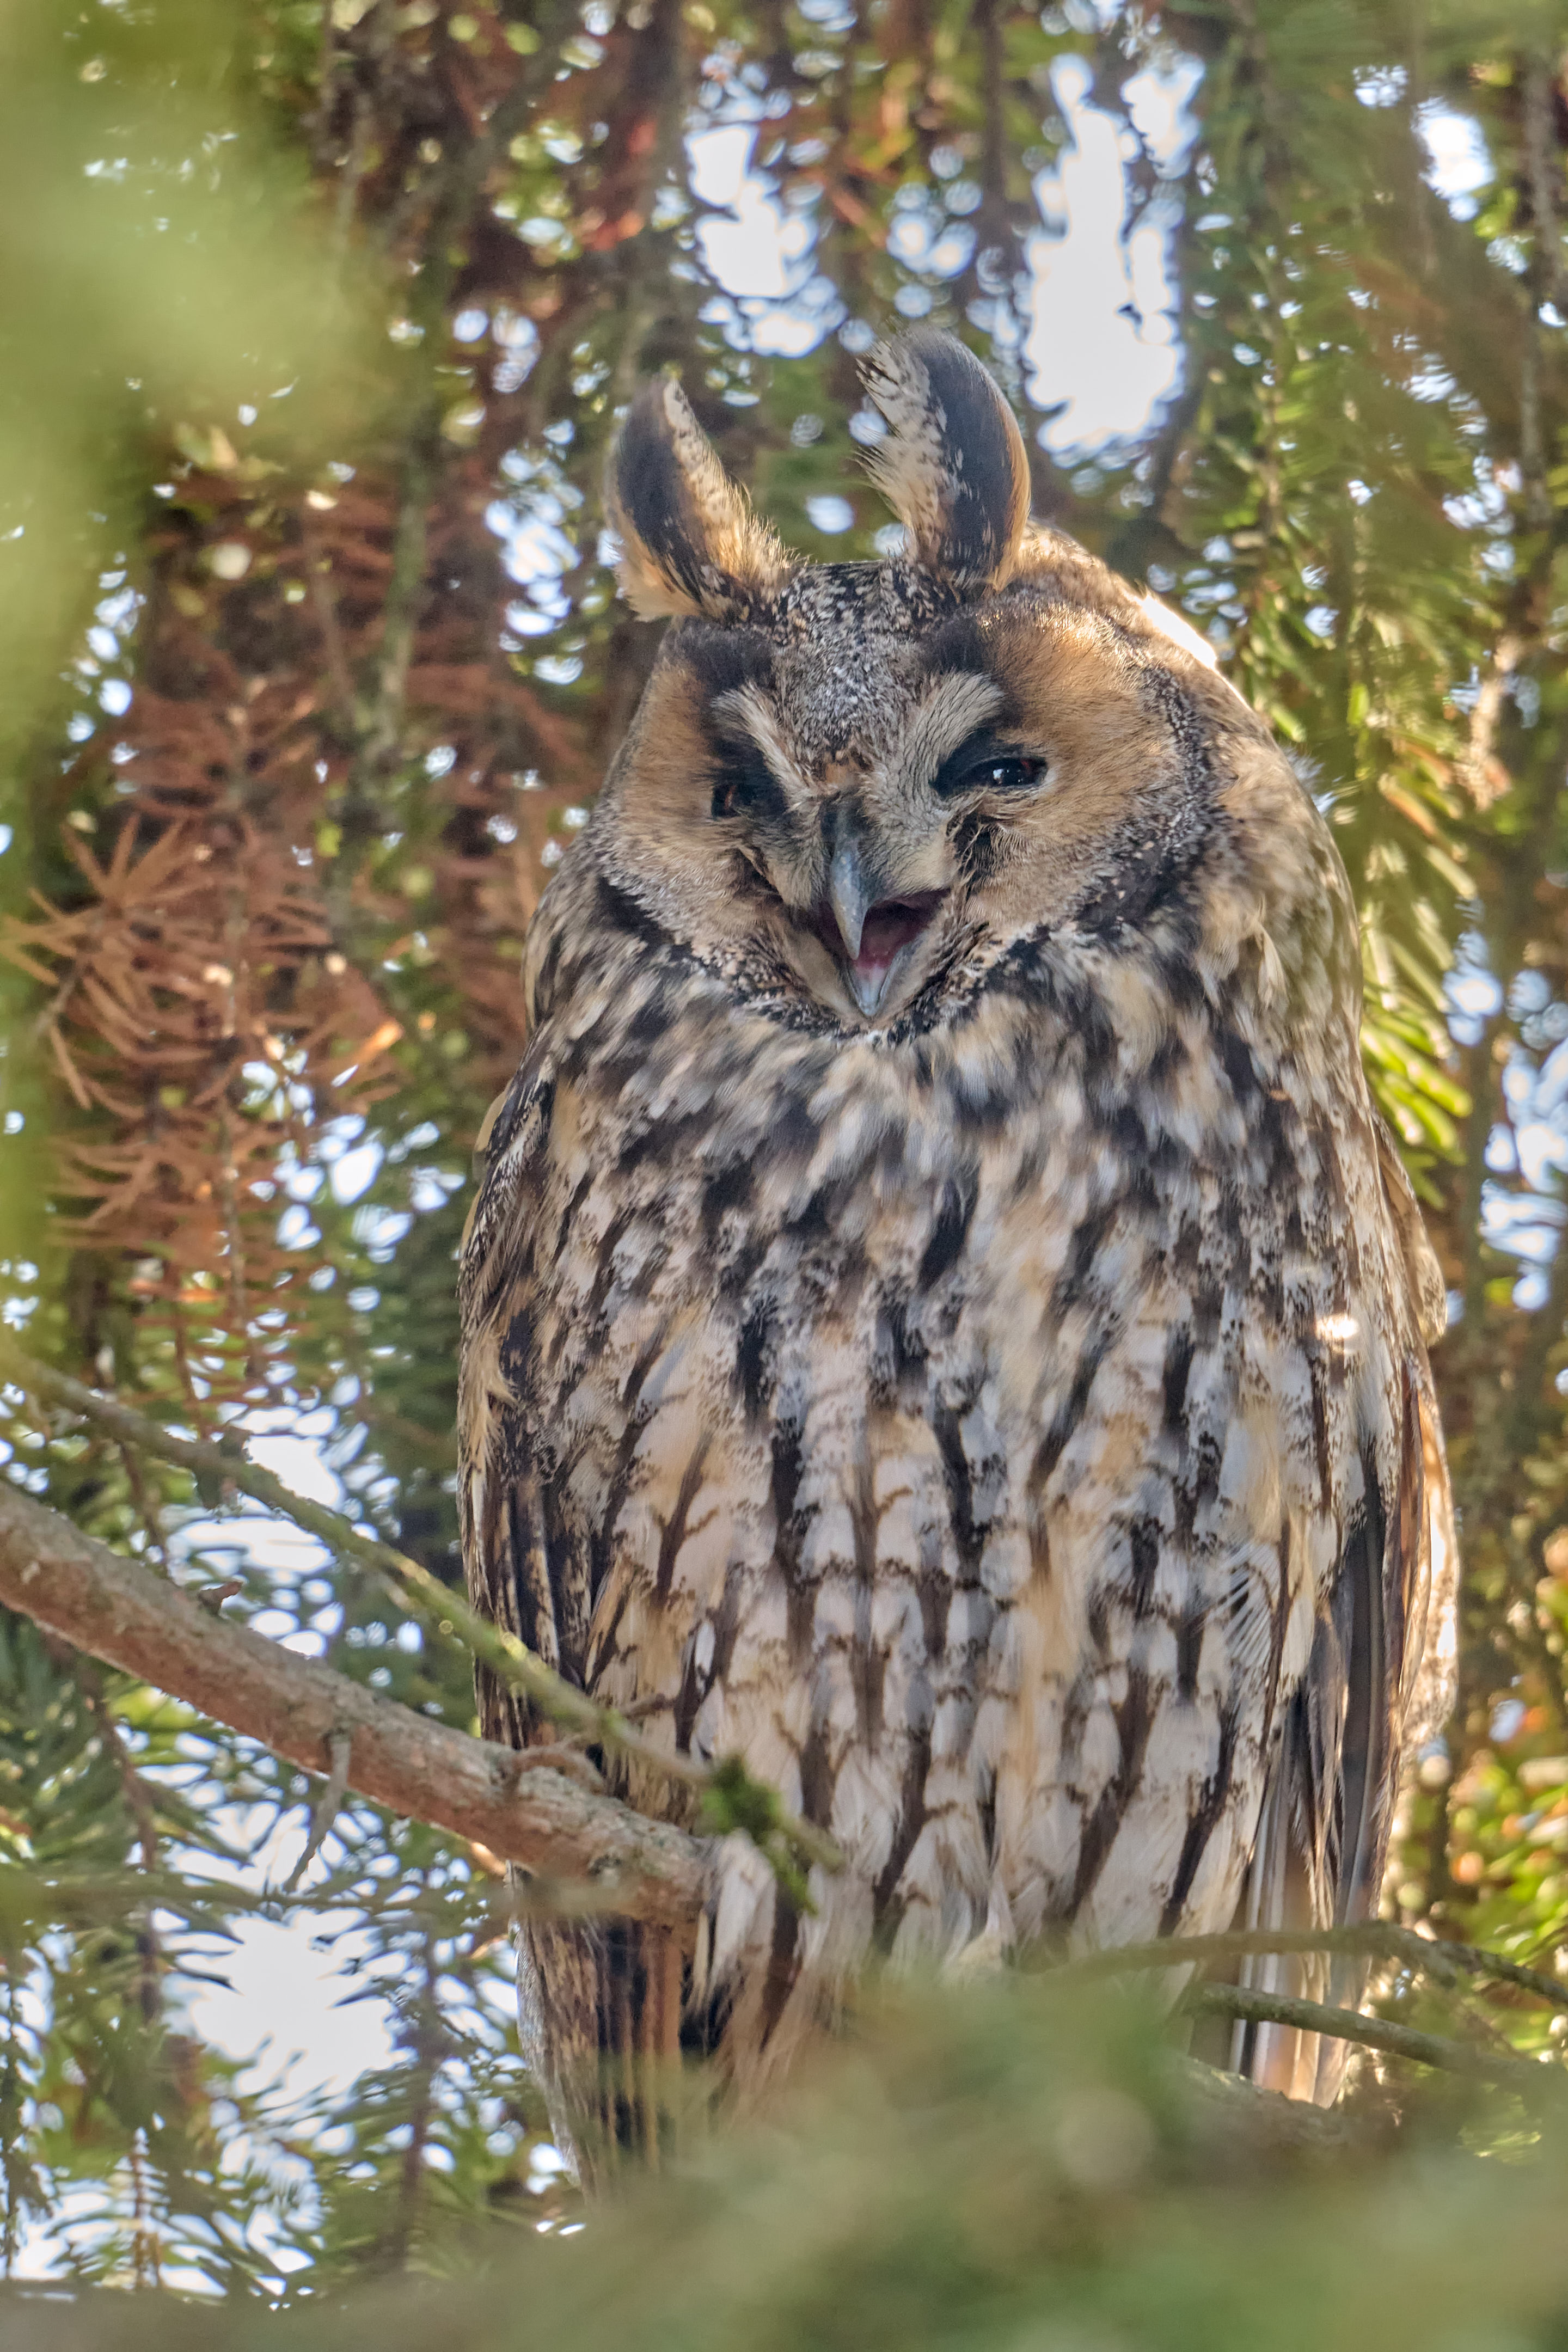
{"left": 0, "top": 0, "right": 379, "bottom": 771}
{"left": 7, "top": 1976, "right": 1568, "bottom": 2346}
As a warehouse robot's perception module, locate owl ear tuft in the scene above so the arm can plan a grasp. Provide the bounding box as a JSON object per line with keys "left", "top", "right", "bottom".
{"left": 605, "top": 378, "right": 795, "bottom": 624}
{"left": 859, "top": 329, "right": 1031, "bottom": 595}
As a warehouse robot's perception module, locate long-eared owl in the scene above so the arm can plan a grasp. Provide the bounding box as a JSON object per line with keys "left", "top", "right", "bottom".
{"left": 458, "top": 330, "right": 1456, "bottom": 2160}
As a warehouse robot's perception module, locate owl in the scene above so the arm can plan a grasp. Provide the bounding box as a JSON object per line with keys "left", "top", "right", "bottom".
{"left": 458, "top": 329, "right": 1456, "bottom": 2167}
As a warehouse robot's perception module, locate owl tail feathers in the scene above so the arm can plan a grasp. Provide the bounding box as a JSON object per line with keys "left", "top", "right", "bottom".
{"left": 517, "top": 1917, "right": 695, "bottom": 2189}
{"left": 1226, "top": 1761, "right": 1364, "bottom": 2107}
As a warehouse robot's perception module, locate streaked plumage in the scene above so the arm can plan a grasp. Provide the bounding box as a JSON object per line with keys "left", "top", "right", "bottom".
{"left": 458, "top": 330, "right": 1456, "bottom": 2163}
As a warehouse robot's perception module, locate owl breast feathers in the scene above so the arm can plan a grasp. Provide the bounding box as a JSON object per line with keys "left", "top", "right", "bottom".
{"left": 458, "top": 329, "right": 1456, "bottom": 2161}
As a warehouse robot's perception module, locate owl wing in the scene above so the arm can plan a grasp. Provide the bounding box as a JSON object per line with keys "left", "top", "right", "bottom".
{"left": 1371, "top": 1117, "right": 1459, "bottom": 1749}
{"left": 457, "top": 1047, "right": 692, "bottom": 2179}
{"left": 1233, "top": 1119, "right": 1455, "bottom": 2102}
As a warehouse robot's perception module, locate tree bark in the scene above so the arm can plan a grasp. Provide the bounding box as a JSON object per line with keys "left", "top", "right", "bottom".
{"left": 0, "top": 1478, "right": 708, "bottom": 1927}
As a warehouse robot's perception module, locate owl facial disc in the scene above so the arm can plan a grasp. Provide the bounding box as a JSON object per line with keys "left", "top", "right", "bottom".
{"left": 592, "top": 330, "right": 1251, "bottom": 1034}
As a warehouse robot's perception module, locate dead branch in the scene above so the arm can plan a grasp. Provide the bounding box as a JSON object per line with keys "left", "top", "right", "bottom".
{"left": 0, "top": 1473, "right": 708, "bottom": 1928}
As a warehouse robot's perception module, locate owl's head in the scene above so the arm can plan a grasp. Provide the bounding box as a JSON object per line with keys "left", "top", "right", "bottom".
{"left": 581, "top": 330, "right": 1289, "bottom": 1030}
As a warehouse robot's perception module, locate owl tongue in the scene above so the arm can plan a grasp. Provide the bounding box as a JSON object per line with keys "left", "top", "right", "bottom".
{"left": 845, "top": 893, "right": 942, "bottom": 1015}
{"left": 857, "top": 898, "right": 935, "bottom": 974}
{"left": 818, "top": 836, "right": 944, "bottom": 1015}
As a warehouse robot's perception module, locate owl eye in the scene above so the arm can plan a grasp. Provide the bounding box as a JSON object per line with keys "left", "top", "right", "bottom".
{"left": 710, "top": 748, "right": 788, "bottom": 824}
{"left": 971, "top": 755, "right": 1045, "bottom": 793}
{"left": 930, "top": 734, "right": 1048, "bottom": 799}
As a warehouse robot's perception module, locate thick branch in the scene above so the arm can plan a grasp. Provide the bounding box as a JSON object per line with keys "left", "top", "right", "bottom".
{"left": 0, "top": 1475, "right": 708, "bottom": 1928}
{"left": 1170, "top": 2056, "right": 1386, "bottom": 2153}
{"left": 0, "top": 1338, "right": 838, "bottom": 1879}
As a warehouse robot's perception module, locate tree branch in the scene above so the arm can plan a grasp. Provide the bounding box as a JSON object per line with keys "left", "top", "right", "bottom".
{"left": 1169, "top": 2055, "right": 1387, "bottom": 2153}
{"left": 1187, "top": 1983, "right": 1563, "bottom": 2099}
{"left": 0, "top": 1338, "right": 839, "bottom": 1882}
{"left": 1046, "top": 1922, "right": 1568, "bottom": 2015}
{"left": 0, "top": 1474, "right": 709, "bottom": 1930}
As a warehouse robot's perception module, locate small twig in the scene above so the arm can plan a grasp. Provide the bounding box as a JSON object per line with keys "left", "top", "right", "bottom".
{"left": 303, "top": 531, "right": 360, "bottom": 738}
{"left": 283, "top": 1726, "right": 353, "bottom": 1892}
{"left": 306, "top": 0, "right": 341, "bottom": 173}
{"left": 1044, "top": 1922, "right": 1568, "bottom": 2016}
{"left": 1186, "top": 1983, "right": 1564, "bottom": 2098}
{"left": 62, "top": 1655, "right": 159, "bottom": 1881}
{"left": 0, "top": 1338, "right": 841, "bottom": 1885}
{"left": 66, "top": 1650, "right": 163, "bottom": 2023}
{"left": 1523, "top": 51, "right": 1568, "bottom": 315}
{"left": 115, "top": 1440, "right": 169, "bottom": 1567}
{"left": 1169, "top": 2055, "right": 1386, "bottom": 2152}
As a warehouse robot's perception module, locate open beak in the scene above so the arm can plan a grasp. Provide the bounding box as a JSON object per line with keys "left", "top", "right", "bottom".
{"left": 819, "top": 832, "right": 943, "bottom": 1020}
{"left": 828, "top": 841, "right": 871, "bottom": 965}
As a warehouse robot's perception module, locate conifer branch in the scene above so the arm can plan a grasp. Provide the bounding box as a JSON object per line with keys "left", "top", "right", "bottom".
{"left": 0, "top": 1473, "right": 709, "bottom": 1928}
{"left": 1187, "top": 1983, "right": 1564, "bottom": 2099}
{"left": 1049, "top": 1922, "right": 1568, "bottom": 2015}
{"left": 0, "top": 1339, "right": 840, "bottom": 1884}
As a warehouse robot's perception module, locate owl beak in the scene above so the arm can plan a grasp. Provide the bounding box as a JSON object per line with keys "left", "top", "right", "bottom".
{"left": 827, "top": 839, "right": 872, "bottom": 965}
{"left": 823, "top": 835, "right": 942, "bottom": 1019}
{"left": 827, "top": 839, "right": 895, "bottom": 1018}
